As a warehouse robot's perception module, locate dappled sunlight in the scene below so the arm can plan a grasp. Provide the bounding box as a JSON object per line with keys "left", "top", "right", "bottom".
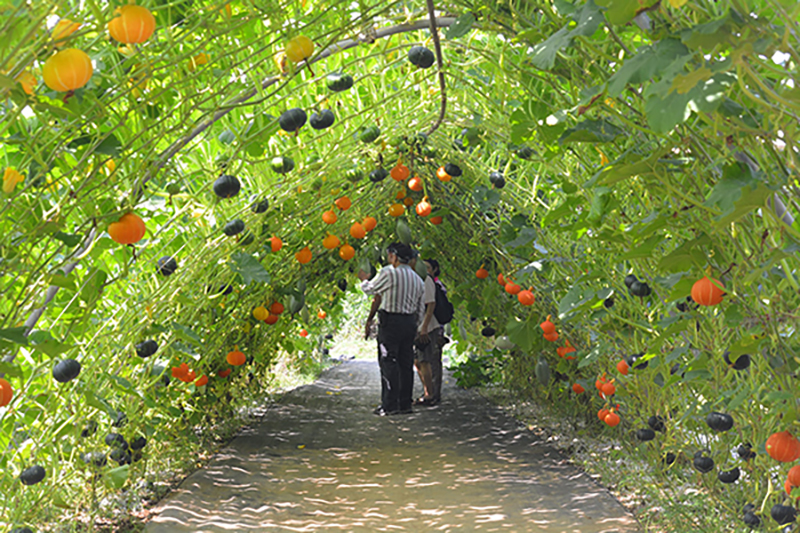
{"left": 148, "top": 361, "right": 638, "bottom": 532}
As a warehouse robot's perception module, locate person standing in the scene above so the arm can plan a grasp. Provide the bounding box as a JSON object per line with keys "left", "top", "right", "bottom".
{"left": 414, "top": 259, "right": 444, "bottom": 406}
{"left": 359, "top": 243, "right": 424, "bottom": 416}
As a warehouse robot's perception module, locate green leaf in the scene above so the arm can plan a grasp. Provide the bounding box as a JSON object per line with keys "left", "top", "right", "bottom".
{"left": 619, "top": 234, "right": 662, "bottom": 260}
{"left": 571, "top": 0, "right": 603, "bottom": 37}
{"left": 172, "top": 322, "right": 202, "bottom": 345}
{"left": 607, "top": 40, "right": 689, "bottom": 97}
{"left": 659, "top": 233, "right": 712, "bottom": 273}
{"left": 0, "top": 327, "right": 28, "bottom": 345}
{"left": 53, "top": 232, "right": 82, "bottom": 247}
{"left": 95, "top": 134, "right": 122, "bottom": 157}
{"left": 0, "top": 362, "right": 23, "bottom": 378}
{"left": 505, "top": 316, "right": 537, "bottom": 352}
{"left": 595, "top": 0, "right": 657, "bottom": 25}
{"left": 28, "top": 330, "right": 72, "bottom": 357}
{"left": 529, "top": 27, "right": 571, "bottom": 70}
{"left": 0, "top": 73, "right": 16, "bottom": 90}
{"left": 727, "top": 387, "right": 750, "bottom": 411}
{"left": 446, "top": 13, "right": 475, "bottom": 39}
{"left": 578, "top": 342, "right": 606, "bottom": 368}
{"left": 680, "top": 16, "right": 731, "bottom": 50}
{"left": 230, "top": 252, "right": 270, "bottom": 285}
{"left": 559, "top": 119, "right": 624, "bottom": 144}
{"left": 591, "top": 148, "right": 670, "bottom": 186}
{"left": 48, "top": 273, "right": 77, "bottom": 290}
{"left": 504, "top": 227, "right": 538, "bottom": 249}
{"left": 558, "top": 284, "right": 595, "bottom": 319}
{"left": 764, "top": 391, "right": 794, "bottom": 404}
{"left": 105, "top": 464, "right": 130, "bottom": 489}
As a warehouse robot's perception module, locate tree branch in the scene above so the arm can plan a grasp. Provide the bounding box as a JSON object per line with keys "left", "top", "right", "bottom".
{"left": 424, "top": 0, "right": 448, "bottom": 136}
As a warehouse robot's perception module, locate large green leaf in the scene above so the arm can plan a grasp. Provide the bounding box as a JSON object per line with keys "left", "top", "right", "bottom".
{"left": 446, "top": 13, "right": 475, "bottom": 39}
{"left": 595, "top": 0, "right": 658, "bottom": 25}
{"left": 607, "top": 40, "right": 689, "bottom": 97}
{"left": 230, "top": 252, "right": 271, "bottom": 285}
{"left": 558, "top": 119, "right": 623, "bottom": 144}
{"left": 505, "top": 316, "right": 538, "bottom": 352}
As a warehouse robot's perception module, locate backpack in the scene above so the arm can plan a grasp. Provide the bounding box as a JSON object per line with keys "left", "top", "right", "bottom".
{"left": 432, "top": 278, "right": 454, "bottom": 324}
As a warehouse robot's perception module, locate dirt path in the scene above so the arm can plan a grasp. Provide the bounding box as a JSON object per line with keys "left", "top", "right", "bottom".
{"left": 146, "top": 360, "right": 640, "bottom": 532}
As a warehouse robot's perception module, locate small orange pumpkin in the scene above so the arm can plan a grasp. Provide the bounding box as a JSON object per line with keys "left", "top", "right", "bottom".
{"left": 195, "top": 375, "right": 208, "bottom": 387}
{"left": 497, "top": 273, "right": 505, "bottom": 286}
{"left": 42, "top": 48, "right": 93, "bottom": 92}
{"left": 252, "top": 306, "right": 268, "bottom": 321}
{"left": 322, "top": 210, "right": 337, "bottom": 224}
{"left": 572, "top": 383, "right": 584, "bottom": 394}
{"left": 766, "top": 431, "right": 800, "bottom": 462}
{"left": 269, "top": 236, "right": 283, "bottom": 252}
{"left": 476, "top": 268, "right": 489, "bottom": 279}
{"left": 350, "top": 222, "right": 366, "bottom": 239}
{"left": 415, "top": 198, "right": 432, "bottom": 217}
{"left": 299, "top": 329, "right": 309, "bottom": 338}
{"left": 317, "top": 310, "right": 327, "bottom": 319}
{"left": 226, "top": 349, "right": 246, "bottom": 366}
{"left": 264, "top": 313, "right": 279, "bottom": 325}
{"left": 691, "top": 276, "right": 725, "bottom": 306}
{"left": 504, "top": 282, "right": 521, "bottom": 295}
{"left": 388, "top": 203, "right": 405, "bottom": 217}
{"left": 107, "top": 4, "right": 156, "bottom": 44}
{"left": 391, "top": 164, "right": 410, "bottom": 181}
{"left": 217, "top": 368, "right": 232, "bottom": 378}
{"left": 540, "top": 315, "right": 556, "bottom": 335}
{"left": 517, "top": 289, "right": 535, "bottom": 306}
{"left": 295, "top": 246, "right": 312, "bottom": 264}
{"left": 601, "top": 382, "right": 616, "bottom": 397}
{"left": 408, "top": 176, "right": 423, "bottom": 191}
{"left": 270, "top": 302, "right": 284, "bottom": 315}
{"left": 616, "top": 359, "right": 629, "bottom": 375}
{"left": 339, "top": 244, "right": 355, "bottom": 261}
{"left": 108, "top": 212, "right": 146, "bottom": 245}
{"left": 323, "top": 234, "right": 340, "bottom": 249}
{"left": 0, "top": 378, "right": 13, "bottom": 407}
{"left": 604, "top": 411, "right": 620, "bottom": 427}
{"left": 543, "top": 331, "right": 559, "bottom": 342}
{"left": 598, "top": 408, "right": 610, "bottom": 421}
{"left": 436, "top": 166, "right": 452, "bottom": 182}
{"left": 430, "top": 216, "right": 443, "bottom": 225}
{"left": 334, "top": 196, "right": 351, "bottom": 211}
{"left": 788, "top": 465, "right": 800, "bottom": 488}
{"left": 362, "top": 216, "right": 377, "bottom": 231}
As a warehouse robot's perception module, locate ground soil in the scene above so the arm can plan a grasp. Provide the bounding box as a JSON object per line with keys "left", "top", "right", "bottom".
{"left": 146, "top": 360, "right": 641, "bottom": 532}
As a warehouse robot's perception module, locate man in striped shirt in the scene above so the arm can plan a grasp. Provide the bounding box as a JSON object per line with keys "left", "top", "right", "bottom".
{"left": 358, "top": 243, "right": 425, "bottom": 416}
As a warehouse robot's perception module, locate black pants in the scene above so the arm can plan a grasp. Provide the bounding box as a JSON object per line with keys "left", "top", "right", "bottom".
{"left": 377, "top": 311, "right": 417, "bottom": 412}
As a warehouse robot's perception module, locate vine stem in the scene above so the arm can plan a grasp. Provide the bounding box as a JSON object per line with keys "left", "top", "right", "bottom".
{"left": 424, "top": 0, "right": 447, "bottom": 136}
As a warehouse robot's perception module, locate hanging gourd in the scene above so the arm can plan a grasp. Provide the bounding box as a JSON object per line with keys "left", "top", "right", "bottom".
{"left": 415, "top": 198, "right": 432, "bottom": 217}
{"left": 540, "top": 315, "right": 556, "bottom": 335}
{"left": 475, "top": 267, "right": 489, "bottom": 279}
{"left": 362, "top": 216, "right": 377, "bottom": 231}
{"left": 408, "top": 176, "right": 423, "bottom": 191}
{"left": 285, "top": 35, "right": 314, "bottom": 63}
{"left": 691, "top": 276, "right": 726, "bottom": 306}
{"left": 766, "top": 431, "right": 800, "bottom": 463}
{"left": 517, "top": 289, "right": 535, "bottom": 306}
{"left": 226, "top": 349, "right": 246, "bottom": 366}
{"left": 323, "top": 234, "right": 341, "bottom": 250}
{"left": 350, "top": 222, "right": 366, "bottom": 239}
{"left": 107, "top": 5, "right": 156, "bottom": 44}
{"left": 295, "top": 246, "right": 312, "bottom": 264}
{"left": 334, "top": 196, "right": 351, "bottom": 210}
{"left": 42, "top": 48, "right": 93, "bottom": 92}
{"left": 339, "top": 244, "right": 355, "bottom": 261}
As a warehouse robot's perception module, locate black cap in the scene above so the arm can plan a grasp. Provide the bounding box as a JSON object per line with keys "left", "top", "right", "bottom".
{"left": 387, "top": 242, "right": 414, "bottom": 262}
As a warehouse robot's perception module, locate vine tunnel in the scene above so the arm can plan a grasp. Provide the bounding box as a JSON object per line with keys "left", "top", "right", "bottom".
{"left": 1, "top": 0, "right": 799, "bottom": 530}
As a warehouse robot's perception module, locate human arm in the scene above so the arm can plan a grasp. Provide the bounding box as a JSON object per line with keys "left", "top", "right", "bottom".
{"left": 358, "top": 266, "right": 391, "bottom": 295}
{"left": 365, "top": 294, "right": 381, "bottom": 340}
{"left": 418, "top": 301, "right": 435, "bottom": 342}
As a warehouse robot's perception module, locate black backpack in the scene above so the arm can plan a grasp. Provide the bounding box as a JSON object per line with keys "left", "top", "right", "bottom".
{"left": 432, "top": 278, "right": 454, "bottom": 324}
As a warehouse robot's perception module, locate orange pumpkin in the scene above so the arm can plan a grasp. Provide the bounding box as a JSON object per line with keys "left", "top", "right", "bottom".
{"left": 408, "top": 176, "right": 423, "bottom": 191}
{"left": 598, "top": 408, "right": 610, "bottom": 421}
{"left": 517, "top": 289, "right": 535, "bottom": 306}
{"left": 391, "top": 164, "right": 410, "bottom": 181}
{"left": 195, "top": 375, "right": 208, "bottom": 387}
{"left": 604, "top": 412, "right": 620, "bottom": 427}
{"left": 217, "top": 368, "right": 232, "bottom": 378}
{"left": 415, "top": 199, "right": 432, "bottom": 217}
{"left": 269, "top": 236, "right": 283, "bottom": 252}
{"left": 504, "top": 282, "right": 521, "bottom": 295}
{"left": 436, "top": 166, "right": 452, "bottom": 182}
{"left": 269, "top": 302, "right": 284, "bottom": 315}
{"left": 226, "top": 349, "right": 246, "bottom": 366}
{"left": 299, "top": 329, "right": 309, "bottom": 338}
{"left": 430, "top": 216, "right": 443, "bottom": 225}
{"left": 691, "top": 276, "right": 725, "bottom": 306}
{"left": 476, "top": 268, "right": 489, "bottom": 279}
{"left": 172, "top": 363, "right": 189, "bottom": 379}
{"left": 362, "top": 216, "right": 377, "bottom": 232}
{"left": 52, "top": 19, "right": 82, "bottom": 41}
{"left": 403, "top": 196, "right": 414, "bottom": 207}
{"left": 557, "top": 342, "right": 576, "bottom": 360}
{"left": 540, "top": 315, "right": 556, "bottom": 335}
{"left": 388, "top": 203, "right": 405, "bottom": 217}
{"left": 323, "top": 234, "right": 340, "bottom": 249}
{"left": 601, "top": 382, "right": 616, "bottom": 397}
{"left": 339, "top": 244, "right": 355, "bottom": 261}
{"left": 543, "top": 331, "right": 559, "bottom": 342}
{"left": 107, "top": 5, "right": 156, "bottom": 44}
{"left": 616, "top": 359, "right": 629, "bottom": 375}
{"left": 497, "top": 273, "right": 505, "bottom": 286}
{"left": 788, "top": 465, "right": 800, "bottom": 488}
{"left": 295, "top": 246, "right": 312, "bottom": 264}
{"left": 42, "top": 48, "right": 93, "bottom": 92}
{"left": 108, "top": 212, "right": 146, "bottom": 245}
{"left": 572, "top": 383, "right": 584, "bottom": 394}
{"left": 350, "top": 222, "right": 366, "bottom": 239}
{"left": 766, "top": 431, "right": 800, "bottom": 462}
{"left": 334, "top": 196, "right": 351, "bottom": 211}
{"left": 0, "top": 378, "right": 13, "bottom": 407}
{"left": 317, "top": 310, "right": 327, "bottom": 319}
{"left": 322, "top": 210, "right": 337, "bottom": 224}
{"left": 264, "top": 313, "right": 279, "bottom": 325}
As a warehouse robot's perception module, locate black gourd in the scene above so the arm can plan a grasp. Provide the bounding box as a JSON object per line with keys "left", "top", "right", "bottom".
{"left": 630, "top": 281, "right": 652, "bottom": 297}
{"left": 444, "top": 163, "right": 462, "bottom": 177}
{"left": 271, "top": 156, "right": 295, "bottom": 174}
{"left": 157, "top": 256, "right": 178, "bottom": 276}
{"left": 278, "top": 108, "right": 307, "bottom": 133}
{"left": 408, "top": 46, "right": 434, "bottom": 68}
{"left": 481, "top": 326, "right": 496, "bottom": 337}
{"left": 223, "top": 219, "right": 245, "bottom": 236}
{"left": 53, "top": 359, "right": 81, "bottom": 383}
{"left": 516, "top": 146, "right": 534, "bottom": 159}
{"left": 130, "top": 436, "right": 147, "bottom": 450}
{"left": 360, "top": 125, "right": 381, "bottom": 143}
{"left": 624, "top": 274, "right": 638, "bottom": 288}
{"left": 706, "top": 412, "right": 734, "bottom": 432}
{"left": 723, "top": 351, "right": 751, "bottom": 370}
{"left": 250, "top": 196, "right": 269, "bottom": 214}
{"left": 19, "top": 465, "right": 46, "bottom": 485}
{"left": 212, "top": 174, "right": 240, "bottom": 198}
{"left": 771, "top": 504, "right": 797, "bottom": 525}
{"left": 636, "top": 428, "right": 656, "bottom": 441}
{"left": 693, "top": 451, "right": 714, "bottom": 473}
{"left": 135, "top": 339, "right": 158, "bottom": 358}
{"left": 737, "top": 443, "right": 756, "bottom": 461}
{"left": 310, "top": 109, "right": 335, "bottom": 130}
{"left": 369, "top": 168, "right": 388, "bottom": 182}
{"left": 105, "top": 433, "right": 127, "bottom": 448}
{"left": 648, "top": 415, "right": 666, "bottom": 432}
{"left": 718, "top": 467, "right": 740, "bottom": 483}
{"left": 326, "top": 72, "right": 354, "bottom": 92}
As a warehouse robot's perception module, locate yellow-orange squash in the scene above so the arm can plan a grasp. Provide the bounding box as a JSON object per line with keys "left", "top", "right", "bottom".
{"left": 295, "top": 246, "right": 312, "bottom": 264}
{"left": 107, "top": 5, "right": 156, "bottom": 44}
{"left": 350, "top": 222, "right": 366, "bottom": 239}
{"left": 108, "top": 212, "right": 146, "bottom": 245}
{"left": 42, "top": 48, "right": 93, "bottom": 92}
{"left": 339, "top": 244, "right": 355, "bottom": 261}
{"left": 323, "top": 234, "right": 341, "bottom": 250}
{"left": 388, "top": 203, "right": 405, "bottom": 217}
{"left": 362, "top": 216, "right": 377, "bottom": 231}
{"left": 0, "top": 378, "right": 13, "bottom": 407}
{"left": 285, "top": 35, "right": 314, "bottom": 63}
{"left": 415, "top": 199, "right": 432, "bottom": 217}
{"left": 226, "top": 349, "right": 246, "bottom": 366}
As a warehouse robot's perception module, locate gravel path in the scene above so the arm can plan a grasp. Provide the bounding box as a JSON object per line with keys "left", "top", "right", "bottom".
{"left": 146, "top": 360, "right": 641, "bottom": 532}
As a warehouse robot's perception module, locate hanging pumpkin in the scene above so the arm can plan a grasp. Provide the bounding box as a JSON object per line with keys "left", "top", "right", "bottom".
{"left": 269, "top": 236, "right": 283, "bottom": 252}
{"left": 691, "top": 276, "right": 725, "bottom": 306}
{"left": 339, "top": 244, "right": 355, "bottom": 261}
{"left": 497, "top": 273, "right": 505, "bottom": 286}
{"left": 107, "top": 5, "right": 156, "bottom": 44}
{"left": 540, "top": 315, "right": 556, "bottom": 335}
{"left": 264, "top": 314, "right": 279, "bottom": 325}
{"left": 504, "top": 282, "right": 521, "bottom": 295}
{"left": 391, "top": 164, "right": 410, "bottom": 181}
{"left": 616, "top": 359, "right": 629, "bottom": 375}
{"left": 388, "top": 203, "right": 404, "bottom": 217}
{"left": 362, "top": 216, "right": 377, "bottom": 231}
{"left": 334, "top": 196, "right": 351, "bottom": 210}
{"left": 195, "top": 375, "right": 208, "bottom": 387}
{"left": 572, "top": 383, "right": 584, "bottom": 394}
{"left": 415, "top": 198, "right": 432, "bottom": 217}
{"left": 226, "top": 349, "right": 246, "bottom": 366}
{"left": 766, "top": 431, "right": 800, "bottom": 463}
{"left": 0, "top": 378, "right": 13, "bottom": 407}
{"left": 269, "top": 302, "right": 284, "bottom": 315}
{"left": 295, "top": 246, "right": 312, "bottom": 264}
{"left": 322, "top": 210, "right": 337, "bottom": 224}
{"left": 603, "top": 411, "right": 620, "bottom": 427}
{"left": 475, "top": 267, "right": 489, "bottom": 279}
{"left": 323, "top": 234, "right": 341, "bottom": 250}
{"left": 252, "top": 306, "right": 268, "bottom": 321}
{"left": 408, "top": 176, "right": 423, "bottom": 191}
{"left": 285, "top": 35, "right": 314, "bottom": 63}
{"left": 350, "top": 222, "right": 366, "bottom": 239}
{"left": 42, "top": 48, "right": 93, "bottom": 92}
{"left": 543, "top": 331, "right": 559, "bottom": 342}
{"left": 430, "top": 216, "right": 443, "bottom": 225}
{"left": 517, "top": 289, "right": 535, "bottom": 306}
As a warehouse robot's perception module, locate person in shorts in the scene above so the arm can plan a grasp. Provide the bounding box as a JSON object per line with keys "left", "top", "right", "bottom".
{"left": 413, "top": 259, "right": 444, "bottom": 406}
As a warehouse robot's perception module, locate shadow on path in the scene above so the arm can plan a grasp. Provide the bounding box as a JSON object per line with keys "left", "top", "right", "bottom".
{"left": 147, "top": 361, "right": 640, "bottom": 532}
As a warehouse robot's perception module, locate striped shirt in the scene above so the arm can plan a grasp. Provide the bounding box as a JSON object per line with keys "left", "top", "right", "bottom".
{"left": 361, "top": 264, "right": 425, "bottom": 321}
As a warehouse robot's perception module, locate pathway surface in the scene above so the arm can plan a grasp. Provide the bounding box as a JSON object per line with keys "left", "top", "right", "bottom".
{"left": 147, "top": 360, "right": 640, "bottom": 532}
